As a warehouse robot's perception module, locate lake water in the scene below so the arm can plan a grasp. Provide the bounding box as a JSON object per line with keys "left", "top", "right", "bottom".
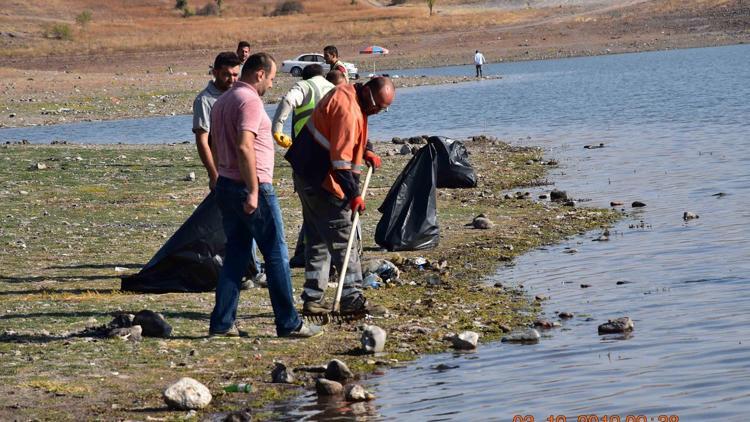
{"left": 4, "top": 45, "right": 750, "bottom": 421}
{"left": 267, "top": 45, "right": 750, "bottom": 421}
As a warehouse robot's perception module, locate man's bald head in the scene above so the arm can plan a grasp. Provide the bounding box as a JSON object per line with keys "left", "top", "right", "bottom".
{"left": 360, "top": 76, "right": 395, "bottom": 116}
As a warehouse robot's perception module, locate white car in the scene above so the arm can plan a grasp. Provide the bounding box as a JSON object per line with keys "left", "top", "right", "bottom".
{"left": 280, "top": 53, "right": 359, "bottom": 79}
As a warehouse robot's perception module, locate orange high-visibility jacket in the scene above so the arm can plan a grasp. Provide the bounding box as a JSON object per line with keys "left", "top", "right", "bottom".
{"left": 306, "top": 84, "right": 368, "bottom": 199}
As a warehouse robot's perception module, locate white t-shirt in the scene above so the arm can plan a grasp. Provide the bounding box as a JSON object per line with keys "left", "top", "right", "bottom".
{"left": 474, "top": 52, "right": 486, "bottom": 65}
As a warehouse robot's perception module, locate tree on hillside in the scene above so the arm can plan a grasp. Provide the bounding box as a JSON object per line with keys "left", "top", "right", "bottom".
{"left": 427, "top": 0, "right": 436, "bottom": 16}
{"left": 175, "top": 0, "right": 187, "bottom": 9}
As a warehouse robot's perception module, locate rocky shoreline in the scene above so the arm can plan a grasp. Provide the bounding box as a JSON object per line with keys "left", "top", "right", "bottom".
{"left": 0, "top": 137, "right": 618, "bottom": 419}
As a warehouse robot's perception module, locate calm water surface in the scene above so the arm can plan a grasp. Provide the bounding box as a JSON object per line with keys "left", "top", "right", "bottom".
{"left": 4, "top": 45, "right": 749, "bottom": 421}
{"left": 269, "top": 45, "right": 750, "bottom": 421}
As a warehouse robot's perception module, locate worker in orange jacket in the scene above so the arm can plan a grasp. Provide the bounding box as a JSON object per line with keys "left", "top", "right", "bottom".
{"left": 285, "top": 76, "right": 395, "bottom": 316}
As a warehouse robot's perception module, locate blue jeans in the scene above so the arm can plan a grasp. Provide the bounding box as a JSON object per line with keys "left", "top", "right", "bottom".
{"left": 209, "top": 177, "right": 301, "bottom": 336}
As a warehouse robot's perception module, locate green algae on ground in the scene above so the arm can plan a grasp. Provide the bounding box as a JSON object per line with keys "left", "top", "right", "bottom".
{"left": 0, "top": 138, "right": 618, "bottom": 420}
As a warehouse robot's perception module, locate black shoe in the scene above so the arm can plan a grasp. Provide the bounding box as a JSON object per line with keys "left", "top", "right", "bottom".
{"left": 289, "top": 255, "right": 305, "bottom": 268}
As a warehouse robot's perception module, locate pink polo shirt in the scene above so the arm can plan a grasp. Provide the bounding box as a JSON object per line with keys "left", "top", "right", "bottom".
{"left": 210, "top": 81, "right": 275, "bottom": 184}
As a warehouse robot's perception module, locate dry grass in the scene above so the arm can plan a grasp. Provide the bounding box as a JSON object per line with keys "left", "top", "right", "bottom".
{"left": 0, "top": 0, "right": 544, "bottom": 58}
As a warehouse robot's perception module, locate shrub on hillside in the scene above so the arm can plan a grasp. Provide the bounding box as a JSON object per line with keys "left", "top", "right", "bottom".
{"left": 196, "top": 2, "right": 220, "bottom": 16}
{"left": 44, "top": 23, "right": 73, "bottom": 40}
{"left": 175, "top": 0, "right": 188, "bottom": 9}
{"left": 75, "top": 10, "right": 92, "bottom": 28}
{"left": 272, "top": 0, "right": 304, "bottom": 16}
{"left": 390, "top": 0, "right": 407, "bottom": 5}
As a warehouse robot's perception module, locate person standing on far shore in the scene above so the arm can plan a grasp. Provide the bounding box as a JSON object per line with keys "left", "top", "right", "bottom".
{"left": 474, "top": 50, "right": 486, "bottom": 78}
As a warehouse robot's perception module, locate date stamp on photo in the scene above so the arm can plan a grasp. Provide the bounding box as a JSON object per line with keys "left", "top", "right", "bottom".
{"left": 513, "top": 415, "right": 680, "bottom": 422}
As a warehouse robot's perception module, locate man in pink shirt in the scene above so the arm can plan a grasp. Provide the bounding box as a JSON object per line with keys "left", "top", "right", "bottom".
{"left": 208, "top": 52, "right": 322, "bottom": 338}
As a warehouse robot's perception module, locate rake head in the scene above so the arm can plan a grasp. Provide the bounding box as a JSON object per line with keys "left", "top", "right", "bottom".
{"left": 303, "top": 310, "right": 368, "bottom": 325}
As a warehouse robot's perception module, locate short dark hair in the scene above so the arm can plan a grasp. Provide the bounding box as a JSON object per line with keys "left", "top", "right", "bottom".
{"left": 323, "top": 45, "right": 338, "bottom": 57}
{"left": 241, "top": 52, "right": 276, "bottom": 78}
{"left": 237, "top": 41, "right": 251, "bottom": 50}
{"left": 213, "top": 52, "right": 241, "bottom": 70}
{"left": 302, "top": 64, "right": 325, "bottom": 80}
{"left": 326, "top": 69, "right": 344, "bottom": 84}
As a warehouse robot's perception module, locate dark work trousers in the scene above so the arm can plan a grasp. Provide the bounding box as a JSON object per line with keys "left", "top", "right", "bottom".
{"left": 293, "top": 173, "right": 363, "bottom": 305}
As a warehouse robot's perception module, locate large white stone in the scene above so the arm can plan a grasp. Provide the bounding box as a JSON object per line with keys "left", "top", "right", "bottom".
{"left": 163, "top": 377, "right": 212, "bottom": 410}
{"left": 361, "top": 325, "right": 387, "bottom": 353}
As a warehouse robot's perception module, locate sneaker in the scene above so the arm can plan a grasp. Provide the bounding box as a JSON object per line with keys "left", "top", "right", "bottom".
{"left": 302, "top": 299, "right": 331, "bottom": 315}
{"left": 209, "top": 324, "right": 249, "bottom": 338}
{"left": 284, "top": 322, "right": 323, "bottom": 338}
{"left": 340, "top": 295, "right": 388, "bottom": 317}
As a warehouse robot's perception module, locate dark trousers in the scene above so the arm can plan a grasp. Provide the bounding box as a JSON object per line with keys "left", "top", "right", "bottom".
{"left": 209, "top": 177, "right": 301, "bottom": 336}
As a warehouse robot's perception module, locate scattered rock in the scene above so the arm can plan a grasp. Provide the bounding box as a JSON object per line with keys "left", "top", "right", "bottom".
{"left": 271, "top": 362, "right": 294, "bottom": 384}
{"left": 467, "top": 214, "right": 493, "bottom": 229}
{"left": 683, "top": 211, "right": 699, "bottom": 220}
{"left": 580, "top": 283, "right": 591, "bottom": 288}
{"left": 425, "top": 274, "right": 442, "bottom": 286}
{"left": 539, "top": 194, "right": 548, "bottom": 199}
{"left": 163, "top": 377, "right": 212, "bottom": 410}
{"left": 391, "top": 136, "right": 405, "bottom": 144}
{"left": 133, "top": 310, "right": 172, "bottom": 338}
{"left": 598, "top": 317, "right": 634, "bottom": 334}
{"left": 433, "top": 363, "right": 459, "bottom": 371}
{"left": 315, "top": 378, "right": 343, "bottom": 396}
{"left": 450, "top": 331, "right": 479, "bottom": 350}
{"left": 533, "top": 319, "right": 560, "bottom": 329}
{"left": 361, "top": 325, "right": 387, "bottom": 353}
{"left": 344, "top": 384, "right": 375, "bottom": 402}
{"left": 28, "top": 162, "right": 47, "bottom": 170}
{"left": 584, "top": 143, "right": 605, "bottom": 149}
{"left": 222, "top": 410, "right": 252, "bottom": 422}
{"left": 558, "top": 312, "right": 574, "bottom": 319}
{"left": 184, "top": 172, "right": 196, "bottom": 182}
{"left": 493, "top": 282, "right": 504, "bottom": 288}
{"left": 399, "top": 144, "right": 412, "bottom": 155}
{"left": 610, "top": 201, "right": 623, "bottom": 206}
{"left": 616, "top": 280, "right": 633, "bottom": 285}
{"left": 563, "top": 200, "right": 576, "bottom": 207}
{"left": 631, "top": 201, "right": 646, "bottom": 207}
{"left": 550, "top": 189, "right": 568, "bottom": 202}
{"left": 711, "top": 192, "right": 727, "bottom": 197}
{"left": 325, "top": 359, "right": 353, "bottom": 382}
{"left": 501, "top": 328, "right": 541, "bottom": 344}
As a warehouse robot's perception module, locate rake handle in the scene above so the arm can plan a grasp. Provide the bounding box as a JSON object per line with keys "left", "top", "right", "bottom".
{"left": 332, "top": 165, "right": 373, "bottom": 313}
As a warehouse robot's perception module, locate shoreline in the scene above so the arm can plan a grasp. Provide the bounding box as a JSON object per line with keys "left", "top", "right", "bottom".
{"left": 0, "top": 138, "right": 619, "bottom": 419}
{"left": 2, "top": 39, "right": 748, "bottom": 130}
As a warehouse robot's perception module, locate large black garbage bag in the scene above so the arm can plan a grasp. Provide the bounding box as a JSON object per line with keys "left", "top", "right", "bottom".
{"left": 430, "top": 136, "right": 478, "bottom": 188}
{"left": 375, "top": 143, "right": 440, "bottom": 251}
{"left": 121, "top": 191, "right": 226, "bottom": 293}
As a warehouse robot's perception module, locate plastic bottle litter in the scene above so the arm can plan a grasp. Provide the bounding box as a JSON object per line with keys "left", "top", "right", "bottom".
{"left": 223, "top": 383, "right": 253, "bottom": 393}
{"left": 363, "top": 273, "right": 382, "bottom": 289}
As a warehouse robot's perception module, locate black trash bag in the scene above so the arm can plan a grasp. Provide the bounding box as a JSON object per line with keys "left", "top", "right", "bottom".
{"left": 121, "top": 191, "right": 233, "bottom": 293}
{"left": 375, "top": 143, "right": 440, "bottom": 251}
{"left": 430, "top": 136, "right": 478, "bottom": 188}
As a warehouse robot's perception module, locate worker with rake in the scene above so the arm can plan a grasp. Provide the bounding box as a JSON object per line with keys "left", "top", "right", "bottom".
{"left": 285, "top": 76, "right": 395, "bottom": 322}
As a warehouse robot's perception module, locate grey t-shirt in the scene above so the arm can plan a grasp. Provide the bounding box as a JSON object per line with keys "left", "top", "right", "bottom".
{"left": 192, "top": 81, "right": 223, "bottom": 134}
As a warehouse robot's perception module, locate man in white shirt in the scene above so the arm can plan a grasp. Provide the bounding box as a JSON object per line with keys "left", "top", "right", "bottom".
{"left": 474, "top": 50, "right": 486, "bottom": 78}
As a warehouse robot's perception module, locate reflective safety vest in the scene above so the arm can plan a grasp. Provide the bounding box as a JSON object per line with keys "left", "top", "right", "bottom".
{"left": 291, "top": 76, "right": 333, "bottom": 138}
{"left": 307, "top": 84, "right": 367, "bottom": 199}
